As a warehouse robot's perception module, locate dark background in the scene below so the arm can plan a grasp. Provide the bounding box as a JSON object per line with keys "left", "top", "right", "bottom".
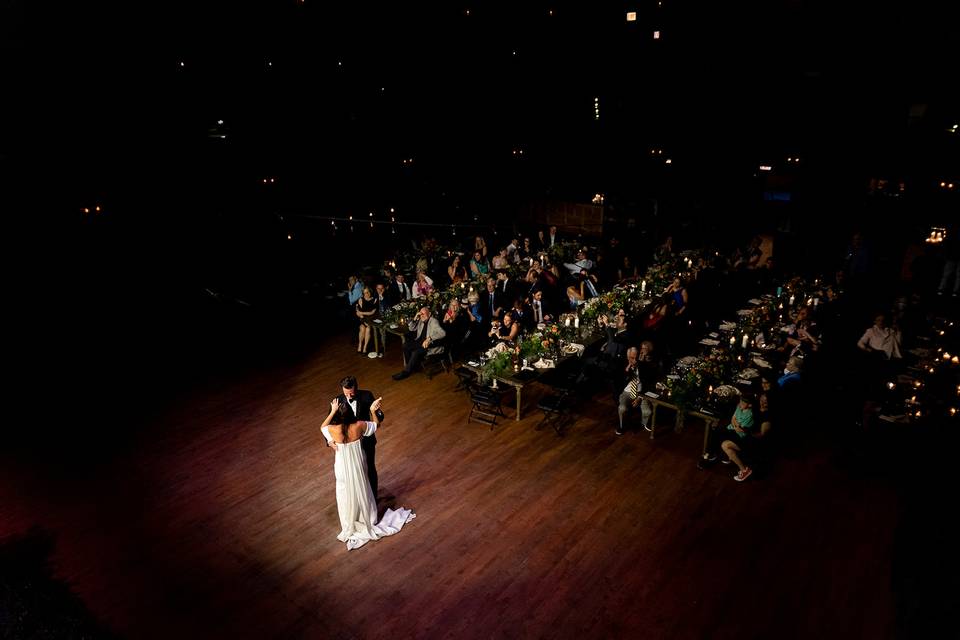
{"left": 2, "top": 0, "right": 957, "bottom": 440}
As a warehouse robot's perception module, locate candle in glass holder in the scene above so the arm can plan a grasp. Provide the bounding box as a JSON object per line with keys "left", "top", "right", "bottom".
{"left": 574, "top": 317, "right": 580, "bottom": 329}
{"left": 813, "top": 298, "right": 819, "bottom": 308}
{"left": 730, "top": 336, "right": 736, "bottom": 346}
{"left": 789, "top": 295, "right": 795, "bottom": 306}
{"left": 565, "top": 316, "right": 571, "bottom": 327}
{"left": 641, "top": 279, "right": 647, "bottom": 292}
{"left": 742, "top": 334, "right": 749, "bottom": 349}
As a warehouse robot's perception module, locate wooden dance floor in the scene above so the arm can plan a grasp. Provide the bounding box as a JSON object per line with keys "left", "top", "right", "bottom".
{"left": 1, "top": 333, "right": 901, "bottom": 639}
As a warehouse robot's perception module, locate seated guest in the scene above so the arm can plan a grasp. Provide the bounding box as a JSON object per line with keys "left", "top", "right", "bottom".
{"left": 393, "top": 306, "right": 446, "bottom": 380}
{"left": 441, "top": 298, "right": 470, "bottom": 357}
{"left": 386, "top": 273, "right": 412, "bottom": 307}
{"left": 599, "top": 309, "right": 634, "bottom": 360}
{"left": 355, "top": 286, "right": 378, "bottom": 353}
{"left": 489, "top": 311, "right": 521, "bottom": 343}
{"left": 480, "top": 276, "right": 505, "bottom": 328}
{"left": 857, "top": 312, "right": 902, "bottom": 360}
{"left": 784, "top": 306, "right": 820, "bottom": 356}
{"left": 469, "top": 250, "right": 490, "bottom": 277}
{"left": 412, "top": 270, "right": 435, "bottom": 298}
{"left": 463, "top": 290, "right": 485, "bottom": 350}
{"left": 777, "top": 356, "right": 803, "bottom": 389}
{"left": 346, "top": 275, "right": 364, "bottom": 306}
{"left": 563, "top": 248, "right": 594, "bottom": 275}
{"left": 518, "top": 237, "right": 535, "bottom": 261}
{"left": 616, "top": 347, "right": 643, "bottom": 435}
{"left": 618, "top": 255, "right": 640, "bottom": 282}
{"left": 491, "top": 248, "right": 510, "bottom": 270}
{"left": 495, "top": 270, "right": 518, "bottom": 302}
{"left": 664, "top": 277, "right": 688, "bottom": 316}
{"left": 755, "top": 373, "right": 777, "bottom": 440}
{"left": 448, "top": 255, "right": 468, "bottom": 285}
{"left": 373, "top": 283, "right": 390, "bottom": 316}
{"left": 564, "top": 268, "right": 600, "bottom": 307}
{"left": 529, "top": 288, "right": 554, "bottom": 324}
{"left": 510, "top": 297, "right": 533, "bottom": 332}
{"left": 701, "top": 392, "right": 757, "bottom": 482}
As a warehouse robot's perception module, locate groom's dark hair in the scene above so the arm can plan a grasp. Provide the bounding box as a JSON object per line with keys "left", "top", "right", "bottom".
{"left": 340, "top": 376, "right": 358, "bottom": 389}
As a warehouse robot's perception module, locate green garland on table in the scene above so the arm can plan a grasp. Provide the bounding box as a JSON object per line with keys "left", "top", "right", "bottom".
{"left": 480, "top": 350, "right": 514, "bottom": 382}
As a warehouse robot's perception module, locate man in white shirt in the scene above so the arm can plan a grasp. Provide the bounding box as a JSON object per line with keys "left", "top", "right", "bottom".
{"left": 564, "top": 249, "right": 594, "bottom": 274}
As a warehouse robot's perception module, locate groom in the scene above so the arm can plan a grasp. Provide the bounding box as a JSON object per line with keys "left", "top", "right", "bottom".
{"left": 332, "top": 376, "right": 385, "bottom": 497}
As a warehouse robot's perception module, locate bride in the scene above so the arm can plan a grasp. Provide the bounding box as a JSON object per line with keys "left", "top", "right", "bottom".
{"left": 320, "top": 398, "right": 415, "bottom": 550}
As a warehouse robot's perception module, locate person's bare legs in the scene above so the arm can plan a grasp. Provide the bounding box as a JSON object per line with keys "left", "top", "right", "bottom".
{"left": 357, "top": 325, "right": 366, "bottom": 352}
{"left": 360, "top": 325, "right": 371, "bottom": 352}
{"left": 721, "top": 439, "right": 747, "bottom": 472}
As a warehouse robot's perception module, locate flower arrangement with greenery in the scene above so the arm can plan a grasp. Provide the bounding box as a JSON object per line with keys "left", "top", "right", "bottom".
{"left": 480, "top": 350, "right": 514, "bottom": 382}
{"left": 519, "top": 326, "right": 562, "bottom": 362}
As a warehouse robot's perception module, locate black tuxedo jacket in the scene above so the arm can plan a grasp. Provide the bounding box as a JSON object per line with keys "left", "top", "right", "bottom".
{"left": 386, "top": 281, "right": 411, "bottom": 307}
{"left": 337, "top": 390, "right": 385, "bottom": 425}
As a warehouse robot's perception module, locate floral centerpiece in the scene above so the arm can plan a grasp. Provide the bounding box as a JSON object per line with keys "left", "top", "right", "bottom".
{"left": 519, "top": 326, "right": 562, "bottom": 362}
{"left": 480, "top": 348, "right": 514, "bottom": 382}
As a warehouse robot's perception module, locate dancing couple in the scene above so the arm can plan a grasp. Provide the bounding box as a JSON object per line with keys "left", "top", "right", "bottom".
{"left": 320, "top": 376, "right": 415, "bottom": 550}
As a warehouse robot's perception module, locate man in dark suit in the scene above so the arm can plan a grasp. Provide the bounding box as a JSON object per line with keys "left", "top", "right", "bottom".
{"left": 386, "top": 273, "right": 412, "bottom": 307}
{"left": 331, "top": 376, "right": 385, "bottom": 497}
{"left": 479, "top": 276, "right": 505, "bottom": 330}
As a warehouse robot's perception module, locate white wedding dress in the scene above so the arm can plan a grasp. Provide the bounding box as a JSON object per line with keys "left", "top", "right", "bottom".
{"left": 321, "top": 422, "right": 415, "bottom": 550}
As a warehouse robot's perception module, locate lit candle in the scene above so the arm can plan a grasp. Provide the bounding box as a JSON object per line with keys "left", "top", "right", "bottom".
{"left": 886, "top": 382, "right": 896, "bottom": 390}
{"left": 789, "top": 295, "right": 795, "bottom": 306}
{"left": 574, "top": 317, "right": 580, "bottom": 329}
{"left": 742, "top": 334, "right": 749, "bottom": 349}
{"left": 953, "top": 356, "right": 959, "bottom": 365}
{"left": 951, "top": 408, "right": 957, "bottom": 416}
{"left": 565, "top": 317, "right": 571, "bottom": 327}
{"left": 813, "top": 298, "right": 819, "bottom": 308}
{"left": 806, "top": 298, "right": 813, "bottom": 306}
{"left": 641, "top": 279, "right": 647, "bottom": 292}
{"left": 944, "top": 353, "right": 951, "bottom": 361}
{"left": 730, "top": 336, "right": 736, "bottom": 346}
{"left": 707, "top": 385, "right": 713, "bottom": 394}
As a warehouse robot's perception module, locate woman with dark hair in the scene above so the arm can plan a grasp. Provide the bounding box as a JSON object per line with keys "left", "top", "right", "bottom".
{"left": 489, "top": 311, "right": 520, "bottom": 343}
{"left": 320, "top": 397, "right": 414, "bottom": 550}
{"left": 448, "top": 255, "right": 468, "bottom": 285}
{"left": 470, "top": 249, "right": 490, "bottom": 277}
{"left": 665, "top": 276, "right": 688, "bottom": 315}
